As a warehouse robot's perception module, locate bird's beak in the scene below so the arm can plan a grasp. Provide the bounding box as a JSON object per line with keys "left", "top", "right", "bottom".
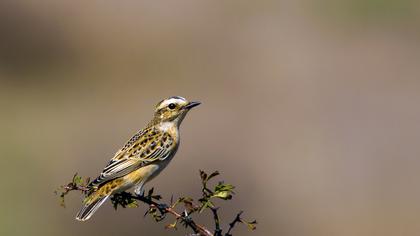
{"left": 184, "top": 101, "right": 201, "bottom": 110}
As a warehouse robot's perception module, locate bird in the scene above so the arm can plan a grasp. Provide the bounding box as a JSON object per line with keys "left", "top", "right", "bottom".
{"left": 75, "top": 96, "right": 200, "bottom": 221}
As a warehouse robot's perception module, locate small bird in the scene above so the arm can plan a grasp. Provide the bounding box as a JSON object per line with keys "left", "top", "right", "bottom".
{"left": 75, "top": 96, "right": 200, "bottom": 221}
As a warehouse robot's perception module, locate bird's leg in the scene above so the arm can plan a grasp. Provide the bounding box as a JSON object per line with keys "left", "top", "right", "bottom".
{"left": 135, "top": 185, "right": 167, "bottom": 216}
{"left": 134, "top": 183, "right": 145, "bottom": 197}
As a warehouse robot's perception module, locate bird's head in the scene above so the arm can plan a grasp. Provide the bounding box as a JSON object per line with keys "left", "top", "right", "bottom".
{"left": 153, "top": 96, "right": 200, "bottom": 125}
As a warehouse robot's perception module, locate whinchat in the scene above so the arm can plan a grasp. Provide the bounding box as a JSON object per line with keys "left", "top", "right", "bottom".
{"left": 76, "top": 96, "right": 200, "bottom": 221}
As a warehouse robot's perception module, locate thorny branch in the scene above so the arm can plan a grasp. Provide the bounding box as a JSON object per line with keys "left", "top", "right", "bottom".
{"left": 210, "top": 207, "right": 222, "bottom": 236}
{"left": 56, "top": 170, "right": 257, "bottom": 236}
{"left": 132, "top": 194, "right": 213, "bottom": 236}
{"left": 226, "top": 211, "right": 243, "bottom": 236}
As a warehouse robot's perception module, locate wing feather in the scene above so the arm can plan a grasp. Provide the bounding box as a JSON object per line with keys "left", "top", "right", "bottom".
{"left": 88, "top": 128, "right": 175, "bottom": 188}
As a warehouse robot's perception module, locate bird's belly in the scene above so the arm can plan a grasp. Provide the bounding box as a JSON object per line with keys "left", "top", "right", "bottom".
{"left": 145, "top": 144, "right": 178, "bottom": 182}
{"left": 118, "top": 164, "right": 160, "bottom": 190}
{"left": 112, "top": 151, "right": 177, "bottom": 193}
{"left": 147, "top": 158, "right": 172, "bottom": 182}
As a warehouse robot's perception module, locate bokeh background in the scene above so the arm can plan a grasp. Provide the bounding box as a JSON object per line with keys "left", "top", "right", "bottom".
{"left": 1, "top": 1, "right": 420, "bottom": 235}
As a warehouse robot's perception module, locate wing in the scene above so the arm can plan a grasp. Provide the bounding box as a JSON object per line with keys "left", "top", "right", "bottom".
{"left": 88, "top": 128, "right": 175, "bottom": 188}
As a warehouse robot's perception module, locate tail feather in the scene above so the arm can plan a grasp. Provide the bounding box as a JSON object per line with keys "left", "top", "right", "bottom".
{"left": 75, "top": 195, "right": 109, "bottom": 221}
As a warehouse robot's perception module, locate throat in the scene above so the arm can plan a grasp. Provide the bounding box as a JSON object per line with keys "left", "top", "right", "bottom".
{"left": 158, "top": 122, "right": 179, "bottom": 143}
{"left": 158, "top": 121, "right": 178, "bottom": 134}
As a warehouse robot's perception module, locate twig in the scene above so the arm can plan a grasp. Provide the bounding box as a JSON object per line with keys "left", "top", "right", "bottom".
{"left": 64, "top": 185, "right": 90, "bottom": 192}
{"left": 225, "top": 211, "right": 243, "bottom": 236}
{"left": 132, "top": 195, "right": 213, "bottom": 236}
{"left": 210, "top": 207, "right": 222, "bottom": 236}
{"left": 57, "top": 171, "right": 256, "bottom": 236}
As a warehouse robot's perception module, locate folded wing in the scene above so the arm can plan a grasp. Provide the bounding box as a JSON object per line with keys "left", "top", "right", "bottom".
{"left": 88, "top": 128, "right": 175, "bottom": 188}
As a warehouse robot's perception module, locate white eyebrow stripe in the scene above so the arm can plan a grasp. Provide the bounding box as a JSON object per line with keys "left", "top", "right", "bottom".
{"left": 159, "top": 97, "right": 186, "bottom": 108}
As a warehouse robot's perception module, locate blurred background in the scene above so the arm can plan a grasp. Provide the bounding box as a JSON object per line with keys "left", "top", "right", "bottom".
{"left": 1, "top": 0, "right": 420, "bottom": 235}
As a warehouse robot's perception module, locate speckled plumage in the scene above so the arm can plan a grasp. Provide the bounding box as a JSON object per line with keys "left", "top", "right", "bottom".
{"left": 76, "top": 96, "right": 200, "bottom": 221}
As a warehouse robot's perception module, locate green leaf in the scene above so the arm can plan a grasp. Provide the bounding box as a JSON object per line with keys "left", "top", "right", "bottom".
{"left": 213, "top": 182, "right": 235, "bottom": 200}
{"left": 212, "top": 191, "right": 232, "bottom": 200}
{"left": 207, "top": 171, "right": 220, "bottom": 181}
{"left": 72, "top": 174, "right": 83, "bottom": 185}
{"left": 148, "top": 207, "right": 165, "bottom": 222}
{"left": 214, "top": 183, "right": 235, "bottom": 192}
{"left": 165, "top": 220, "right": 178, "bottom": 230}
{"left": 242, "top": 220, "right": 258, "bottom": 230}
{"left": 199, "top": 200, "right": 214, "bottom": 213}
{"left": 126, "top": 201, "right": 138, "bottom": 208}
{"left": 58, "top": 193, "right": 66, "bottom": 208}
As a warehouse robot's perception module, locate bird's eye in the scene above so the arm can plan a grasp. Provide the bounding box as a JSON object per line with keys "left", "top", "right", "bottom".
{"left": 168, "top": 103, "right": 176, "bottom": 109}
